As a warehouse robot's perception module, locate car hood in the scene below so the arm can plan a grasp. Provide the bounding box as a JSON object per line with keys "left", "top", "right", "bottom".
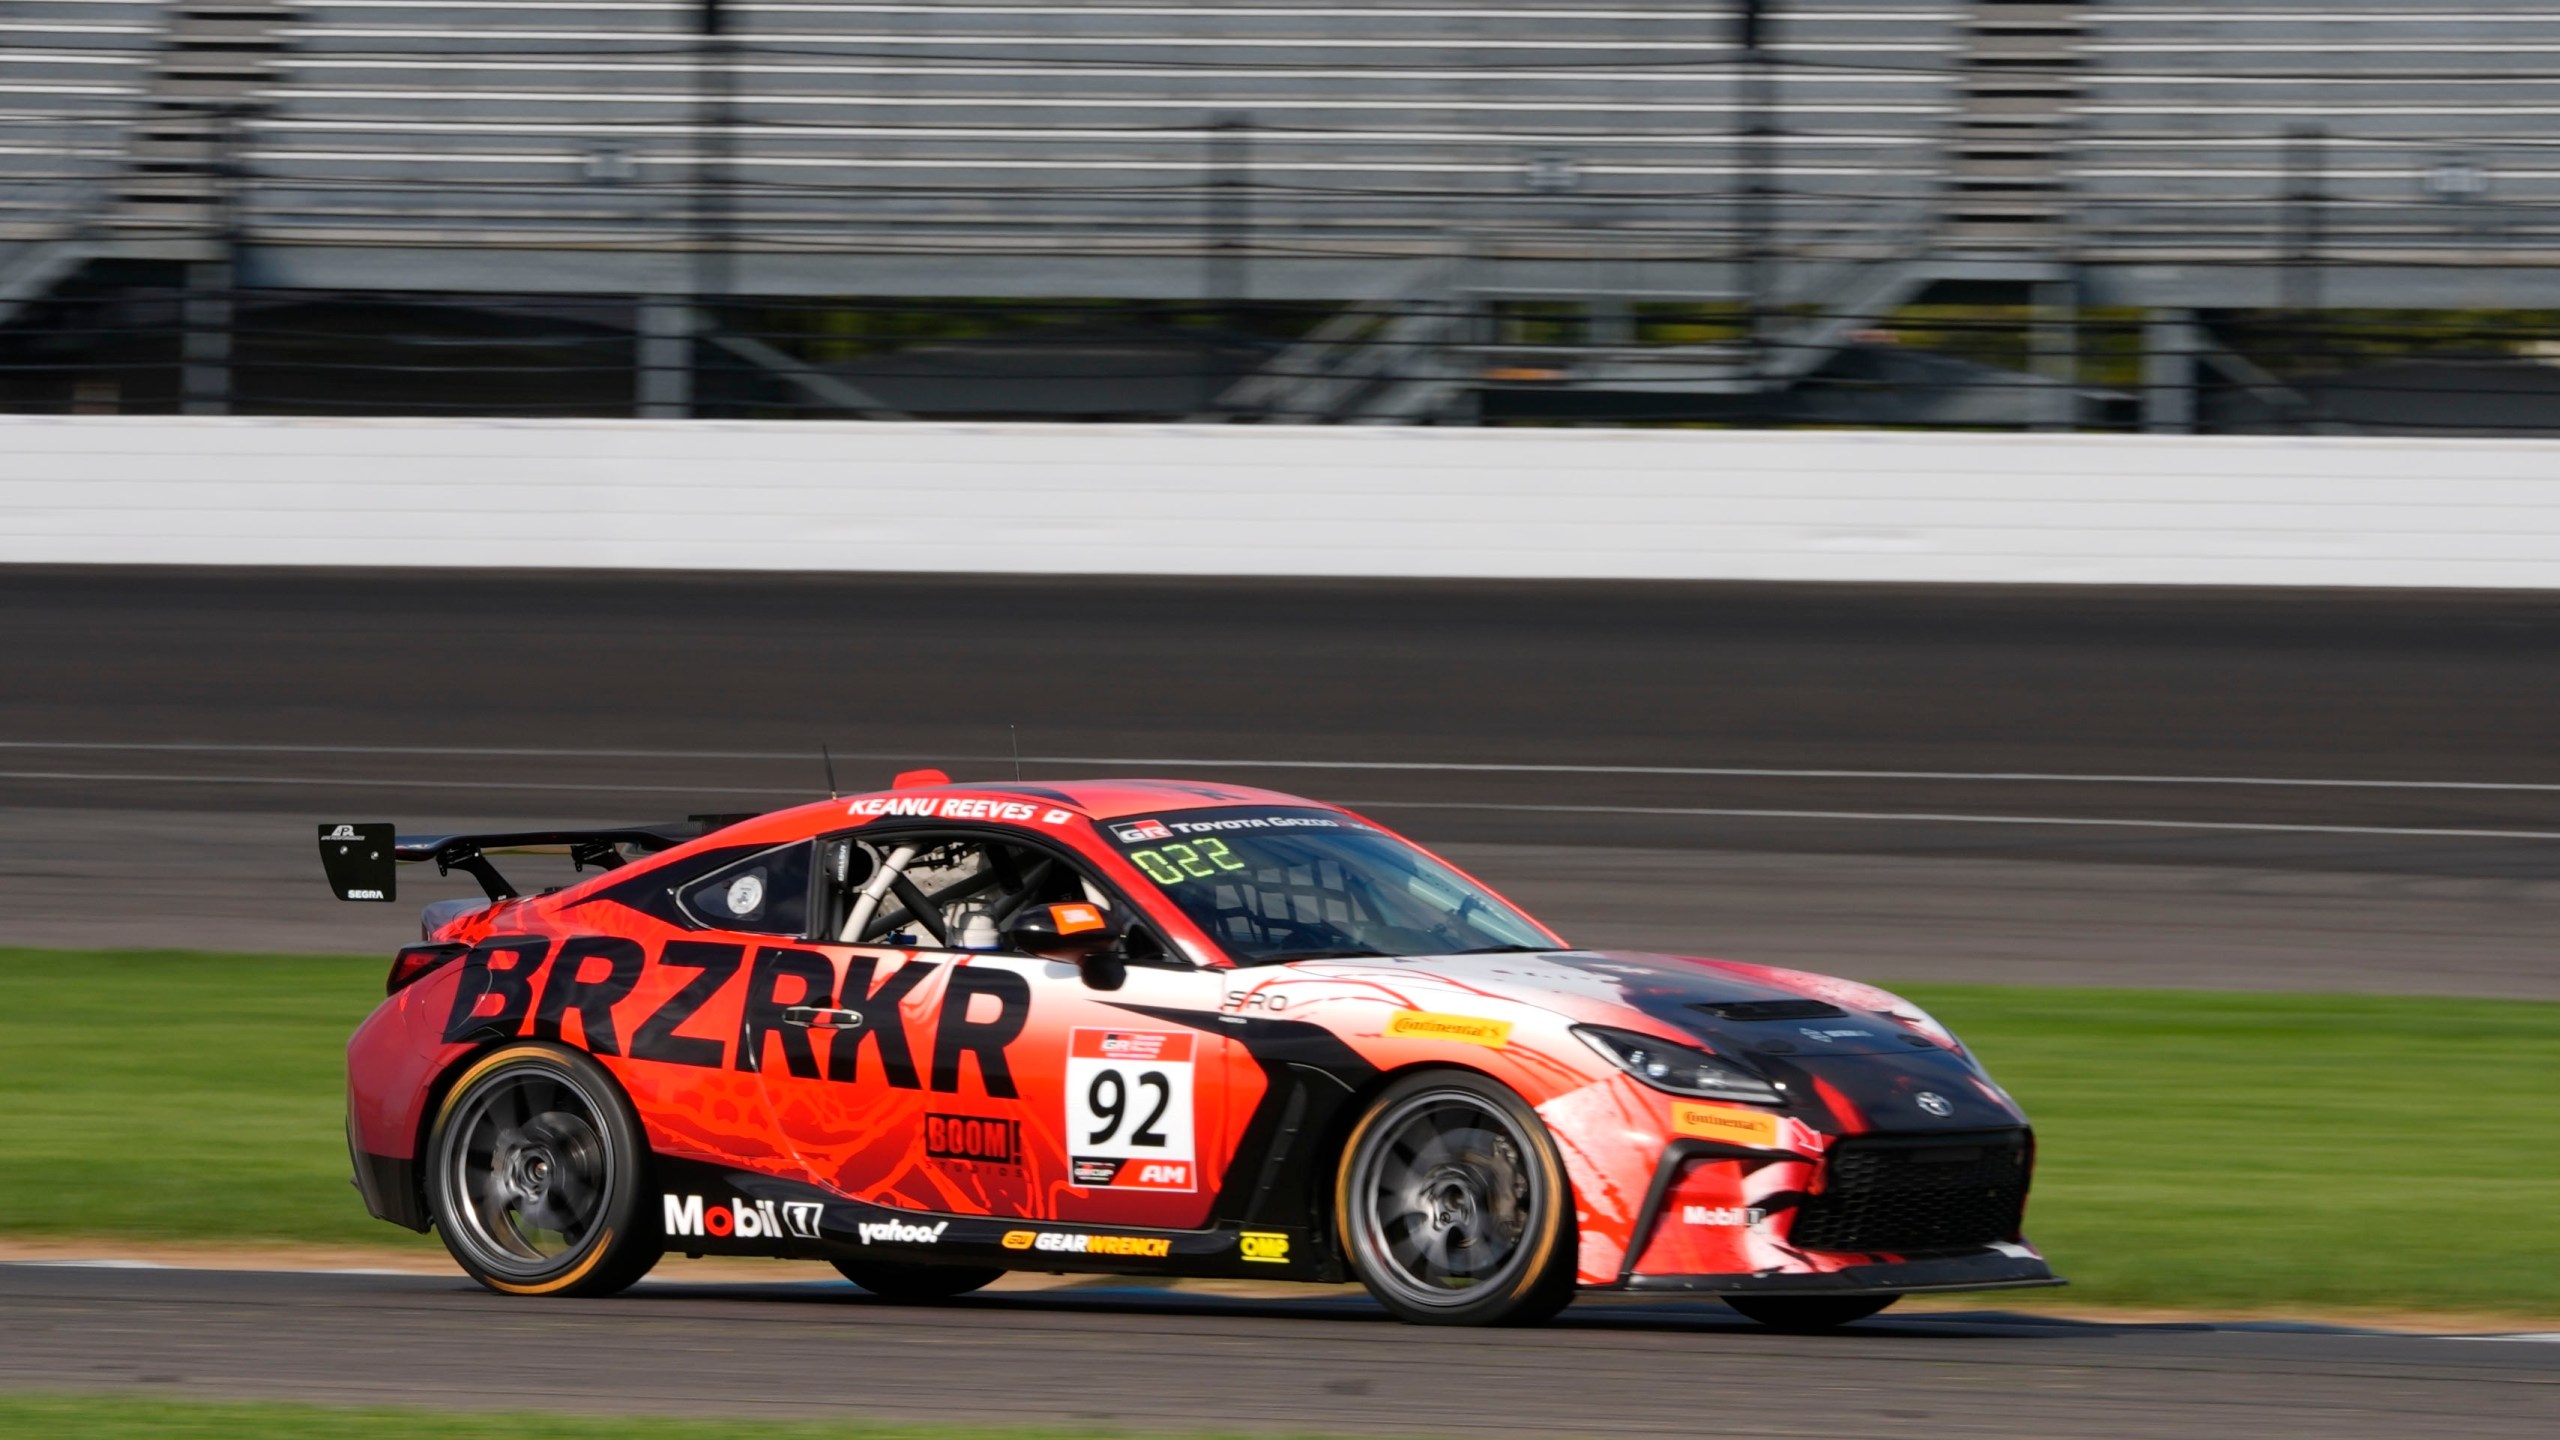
{"left": 1292, "top": 948, "right": 2022, "bottom": 1132}
{"left": 1327, "top": 948, "right": 1931, "bottom": 1054}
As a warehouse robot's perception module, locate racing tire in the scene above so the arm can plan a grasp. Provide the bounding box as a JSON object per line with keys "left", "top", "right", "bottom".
{"left": 830, "top": 1259, "right": 1005, "bottom": 1302}
{"left": 426, "top": 1041, "right": 662, "bottom": 1298}
{"left": 1722, "top": 1295, "right": 1899, "bottom": 1331}
{"left": 1336, "top": 1069, "right": 1579, "bottom": 1327}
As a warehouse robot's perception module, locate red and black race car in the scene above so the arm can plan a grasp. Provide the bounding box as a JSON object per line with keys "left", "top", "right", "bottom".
{"left": 322, "top": 774, "right": 2057, "bottom": 1327}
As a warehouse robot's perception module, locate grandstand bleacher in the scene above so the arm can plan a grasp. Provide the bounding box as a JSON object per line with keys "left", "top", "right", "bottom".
{"left": 5, "top": 1, "right": 2560, "bottom": 423}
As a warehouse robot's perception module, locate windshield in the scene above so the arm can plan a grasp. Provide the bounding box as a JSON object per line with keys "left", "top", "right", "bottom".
{"left": 1100, "top": 807, "right": 1555, "bottom": 966}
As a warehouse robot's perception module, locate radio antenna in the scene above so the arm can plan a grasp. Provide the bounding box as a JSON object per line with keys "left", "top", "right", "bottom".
{"left": 1009, "top": 724, "right": 1023, "bottom": 781}
{"left": 821, "top": 744, "right": 839, "bottom": 799}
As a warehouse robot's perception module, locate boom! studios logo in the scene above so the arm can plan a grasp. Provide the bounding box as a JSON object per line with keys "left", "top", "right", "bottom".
{"left": 662, "top": 1194, "right": 823, "bottom": 1241}
{"left": 925, "top": 1113, "right": 1022, "bottom": 1166}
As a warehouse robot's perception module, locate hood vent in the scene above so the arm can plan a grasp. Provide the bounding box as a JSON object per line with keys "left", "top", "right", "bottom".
{"left": 1692, "top": 999, "right": 1848, "bottom": 1022}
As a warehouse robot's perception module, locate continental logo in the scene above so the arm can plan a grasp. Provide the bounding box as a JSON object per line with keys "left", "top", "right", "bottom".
{"left": 1671, "top": 1102, "right": 1781, "bottom": 1149}
{"left": 1239, "top": 1231, "right": 1290, "bottom": 1264}
{"left": 1000, "top": 1230, "right": 1172, "bottom": 1258}
{"left": 1384, "top": 1010, "right": 1513, "bottom": 1048}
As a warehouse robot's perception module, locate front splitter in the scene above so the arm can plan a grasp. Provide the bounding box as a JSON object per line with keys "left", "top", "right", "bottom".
{"left": 1616, "top": 1248, "right": 2061, "bottom": 1297}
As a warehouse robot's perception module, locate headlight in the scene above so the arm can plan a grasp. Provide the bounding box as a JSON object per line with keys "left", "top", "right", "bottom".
{"left": 1574, "top": 1025, "right": 1785, "bottom": 1106}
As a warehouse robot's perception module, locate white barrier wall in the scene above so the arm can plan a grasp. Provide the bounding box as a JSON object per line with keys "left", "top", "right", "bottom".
{"left": 6, "top": 417, "right": 2559, "bottom": 587}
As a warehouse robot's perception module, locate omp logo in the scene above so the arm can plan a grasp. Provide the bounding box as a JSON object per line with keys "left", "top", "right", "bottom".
{"left": 663, "top": 1194, "right": 819, "bottom": 1240}
{"left": 1670, "top": 1103, "right": 1782, "bottom": 1149}
{"left": 1239, "top": 1232, "right": 1290, "bottom": 1264}
{"left": 856, "top": 1218, "right": 950, "bottom": 1246}
{"left": 1385, "top": 1010, "right": 1513, "bottom": 1048}
{"left": 1681, "top": 1206, "right": 1768, "bottom": 1227}
{"left": 344, "top": 889, "right": 386, "bottom": 900}
{"left": 1007, "top": 1231, "right": 1173, "bottom": 1258}
{"left": 325, "top": 824, "right": 360, "bottom": 840}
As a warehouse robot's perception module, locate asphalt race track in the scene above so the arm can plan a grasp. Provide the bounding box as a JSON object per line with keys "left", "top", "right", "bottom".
{"left": 5, "top": 1265, "right": 2555, "bottom": 1439}
{"left": 6, "top": 570, "right": 2560, "bottom": 1435}
{"left": 4, "top": 567, "right": 2560, "bottom": 993}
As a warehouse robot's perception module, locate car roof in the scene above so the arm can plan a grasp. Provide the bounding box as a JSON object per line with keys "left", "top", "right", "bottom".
{"left": 688, "top": 777, "right": 1339, "bottom": 850}
{"left": 959, "top": 777, "right": 1326, "bottom": 822}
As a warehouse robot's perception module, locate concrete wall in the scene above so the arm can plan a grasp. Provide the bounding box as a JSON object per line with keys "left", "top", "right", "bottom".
{"left": 6, "top": 416, "right": 2556, "bottom": 587}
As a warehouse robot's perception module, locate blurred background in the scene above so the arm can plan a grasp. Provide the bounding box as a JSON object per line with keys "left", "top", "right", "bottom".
{"left": 8, "top": 0, "right": 2560, "bottom": 430}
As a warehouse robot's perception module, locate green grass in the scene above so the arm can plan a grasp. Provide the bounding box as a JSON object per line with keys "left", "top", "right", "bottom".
{"left": 0, "top": 1396, "right": 1324, "bottom": 1440}
{"left": 0, "top": 948, "right": 429, "bottom": 1250}
{"left": 0, "top": 949, "right": 2553, "bottom": 1317}
{"left": 1901, "top": 984, "right": 2560, "bottom": 1318}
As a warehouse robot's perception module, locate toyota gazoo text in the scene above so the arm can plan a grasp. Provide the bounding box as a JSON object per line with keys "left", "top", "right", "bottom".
{"left": 325, "top": 776, "right": 2057, "bottom": 1326}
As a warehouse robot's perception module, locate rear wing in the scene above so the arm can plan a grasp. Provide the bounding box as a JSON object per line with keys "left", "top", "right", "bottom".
{"left": 319, "top": 816, "right": 752, "bottom": 903}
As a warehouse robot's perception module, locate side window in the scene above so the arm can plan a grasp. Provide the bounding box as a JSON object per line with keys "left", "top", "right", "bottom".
{"left": 677, "top": 842, "right": 813, "bottom": 936}
{"left": 823, "top": 830, "right": 1176, "bottom": 964}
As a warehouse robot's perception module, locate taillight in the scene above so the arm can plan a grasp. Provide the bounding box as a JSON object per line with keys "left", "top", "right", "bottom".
{"left": 387, "top": 943, "right": 467, "bottom": 996}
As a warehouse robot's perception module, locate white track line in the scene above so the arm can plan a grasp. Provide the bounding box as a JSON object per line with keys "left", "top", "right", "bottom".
{"left": 1352, "top": 801, "right": 2560, "bottom": 844}
{"left": 1, "top": 768, "right": 2557, "bottom": 843}
{"left": 0, "top": 769, "right": 809, "bottom": 796}
{"left": 0, "top": 741, "right": 2552, "bottom": 793}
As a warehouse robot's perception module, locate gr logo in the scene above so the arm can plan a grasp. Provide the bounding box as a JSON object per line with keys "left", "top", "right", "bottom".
{"left": 662, "top": 1194, "right": 823, "bottom": 1241}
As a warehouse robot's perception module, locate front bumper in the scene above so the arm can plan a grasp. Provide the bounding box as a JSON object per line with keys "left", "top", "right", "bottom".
{"left": 1608, "top": 1127, "right": 2054, "bottom": 1293}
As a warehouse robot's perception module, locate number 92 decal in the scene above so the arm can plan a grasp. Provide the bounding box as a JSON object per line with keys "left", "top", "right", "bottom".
{"left": 1065, "top": 1028, "right": 1197, "bottom": 1191}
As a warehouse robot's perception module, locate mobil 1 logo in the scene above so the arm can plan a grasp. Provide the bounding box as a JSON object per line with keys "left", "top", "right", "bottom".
{"left": 1065, "top": 1028, "right": 1195, "bottom": 1191}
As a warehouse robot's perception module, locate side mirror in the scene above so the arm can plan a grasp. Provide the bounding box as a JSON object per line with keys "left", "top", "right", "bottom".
{"left": 1001, "top": 899, "right": 1113, "bottom": 948}
{"left": 1001, "top": 902, "right": 1124, "bottom": 990}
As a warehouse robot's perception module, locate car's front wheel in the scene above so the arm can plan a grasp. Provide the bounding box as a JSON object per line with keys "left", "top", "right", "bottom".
{"left": 1336, "top": 1070, "right": 1578, "bottom": 1326}
{"left": 1723, "top": 1295, "right": 1898, "bottom": 1330}
{"left": 831, "top": 1259, "right": 1005, "bottom": 1302}
{"left": 426, "top": 1041, "right": 661, "bottom": 1297}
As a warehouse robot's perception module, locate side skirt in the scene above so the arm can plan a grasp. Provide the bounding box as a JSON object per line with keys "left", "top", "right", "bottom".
{"left": 651, "top": 1157, "right": 1344, "bottom": 1283}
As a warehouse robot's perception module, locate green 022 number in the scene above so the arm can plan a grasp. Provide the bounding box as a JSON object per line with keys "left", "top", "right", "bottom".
{"left": 1129, "top": 838, "right": 1247, "bottom": 885}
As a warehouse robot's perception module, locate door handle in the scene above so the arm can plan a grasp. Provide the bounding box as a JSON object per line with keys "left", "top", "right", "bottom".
{"left": 782, "top": 1007, "right": 863, "bottom": 1030}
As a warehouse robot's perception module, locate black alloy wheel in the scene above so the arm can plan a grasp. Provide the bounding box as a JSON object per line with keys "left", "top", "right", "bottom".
{"left": 427, "top": 1042, "right": 661, "bottom": 1296}
{"left": 1336, "top": 1070, "right": 1577, "bottom": 1326}
{"left": 831, "top": 1259, "right": 1006, "bottom": 1301}
{"left": 1723, "top": 1295, "right": 1899, "bottom": 1330}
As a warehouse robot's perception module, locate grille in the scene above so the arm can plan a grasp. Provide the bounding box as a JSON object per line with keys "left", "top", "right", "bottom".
{"left": 1693, "top": 999, "right": 1846, "bottom": 1022}
{"left": 1789, "top": 1131, "right": 2030, "bottom": 1254}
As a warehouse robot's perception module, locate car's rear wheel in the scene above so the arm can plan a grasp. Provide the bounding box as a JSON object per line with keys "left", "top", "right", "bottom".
{"left": 1723, "top": 1295, "right": 1898, "bottom": 1330}
{"left": 1336, "top": 1070, "right": 1578, "bottom": 1326}
{"left": 830, "top": 1259, "right": 1005, "bottom": 1302}
{"left": 427, "top": 1042, "right": 660, "bottom": 1297}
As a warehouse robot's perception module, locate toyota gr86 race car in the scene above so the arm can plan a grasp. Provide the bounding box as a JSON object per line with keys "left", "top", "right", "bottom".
{"left": 321, "top": 775, "right": 2058, "bottom": 1327}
